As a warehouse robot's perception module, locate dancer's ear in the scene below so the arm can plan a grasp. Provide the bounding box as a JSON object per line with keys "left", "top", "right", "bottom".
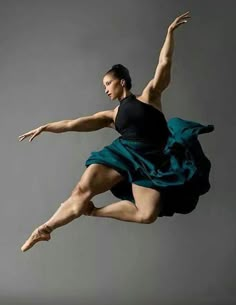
{"left": 120, "top": 79, "right": 126, "bottom": 87}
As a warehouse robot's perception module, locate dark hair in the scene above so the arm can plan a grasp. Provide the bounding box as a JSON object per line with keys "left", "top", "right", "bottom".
{"left": 105, "top": 64, "right": 132, "bottom": 90}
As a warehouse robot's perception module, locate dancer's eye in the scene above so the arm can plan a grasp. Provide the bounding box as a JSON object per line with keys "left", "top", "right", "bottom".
{"left": 104, "top": 80, "right": 112, "bottom": 89}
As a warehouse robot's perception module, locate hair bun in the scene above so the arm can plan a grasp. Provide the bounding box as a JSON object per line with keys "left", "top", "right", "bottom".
{"left": 112, "top": 64, "right": 125, "bottom": 70}
{"left": 105, "top": 64, "right": 132, "bottom": 90}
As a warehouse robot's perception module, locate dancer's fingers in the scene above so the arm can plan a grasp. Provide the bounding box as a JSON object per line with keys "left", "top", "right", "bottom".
{"left": 29, "top": 133, "right": 38, "bottom": 142}
{"left": 179, "top": 11, "right": 190, "bottom": 18}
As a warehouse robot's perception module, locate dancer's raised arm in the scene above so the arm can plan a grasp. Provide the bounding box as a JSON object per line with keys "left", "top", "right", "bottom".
{"left": 150, "top": 11, "right": 190, "bottom": 95}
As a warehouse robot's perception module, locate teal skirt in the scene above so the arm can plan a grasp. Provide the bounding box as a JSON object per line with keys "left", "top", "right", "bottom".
{"left": 85, "top": 117, "right": 214, "bottom": 217}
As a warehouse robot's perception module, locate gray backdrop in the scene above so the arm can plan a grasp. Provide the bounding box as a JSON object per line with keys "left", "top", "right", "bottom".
{"left": 1, "top": 0, "right": 235, "bottom": 304}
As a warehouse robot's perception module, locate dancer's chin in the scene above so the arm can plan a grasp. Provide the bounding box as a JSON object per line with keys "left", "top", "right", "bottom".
{"left": 110, "top": 95, "right": 117, "bottom": 101}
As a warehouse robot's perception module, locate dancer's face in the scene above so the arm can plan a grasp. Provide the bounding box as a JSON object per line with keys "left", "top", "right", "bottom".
{"left": 103, "top": 73, "right": 125, "bottom": 100}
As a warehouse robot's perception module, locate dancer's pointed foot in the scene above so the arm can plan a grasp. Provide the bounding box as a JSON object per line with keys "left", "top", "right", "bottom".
{"left": 21, "top": 224, "right": 52, "bottom": 252}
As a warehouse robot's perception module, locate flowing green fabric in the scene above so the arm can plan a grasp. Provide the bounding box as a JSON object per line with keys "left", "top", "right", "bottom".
{"left": 85, "top": 117, "right": 214, "bottom": 217}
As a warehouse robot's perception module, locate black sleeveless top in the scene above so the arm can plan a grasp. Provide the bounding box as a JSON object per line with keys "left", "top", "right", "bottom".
{"left": 115, "top": 94, "right": 170, "bottom": 147}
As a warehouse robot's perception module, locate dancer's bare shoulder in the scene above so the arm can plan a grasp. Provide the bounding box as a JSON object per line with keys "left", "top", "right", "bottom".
{"left": 138, "top": 79, "right": 163, "bottom": 112}
{"left": 108, "top": 79, "right": 164, "bottom": 130}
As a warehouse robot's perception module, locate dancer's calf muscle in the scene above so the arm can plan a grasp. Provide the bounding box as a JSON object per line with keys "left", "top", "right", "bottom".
{"left": 21, "top": 192, "right": 92, "bottom": 252}
{"left": 90, "top": 200, "right": 146, "bottom": 223}
{"left": 46, "top": 193, "right": 92, "bottom": 230}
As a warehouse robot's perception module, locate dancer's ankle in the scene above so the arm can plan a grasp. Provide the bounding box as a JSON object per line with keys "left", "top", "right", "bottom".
{"left": 43, "top": 223, "right": 53, "bottom": 233}
{"left": 91, "top": 207, "right": 100, "bottom": 216}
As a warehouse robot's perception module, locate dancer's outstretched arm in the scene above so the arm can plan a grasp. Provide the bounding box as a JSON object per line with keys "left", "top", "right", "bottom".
{"left": 18, "top": 109, "right": 114, "bottom": 142}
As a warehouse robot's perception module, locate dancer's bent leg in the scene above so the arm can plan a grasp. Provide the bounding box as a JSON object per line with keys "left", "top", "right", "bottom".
{"left": 85, "top": 200, "right": 156, "bottom": 224}
{"left": 91, "top": 200, "right": 142, "bottom": 223}
{"left": 85, "top": 184, "right": 161, "bottom": 224}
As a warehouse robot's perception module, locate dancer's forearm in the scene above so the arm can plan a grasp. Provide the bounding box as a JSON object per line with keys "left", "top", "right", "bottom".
{"left": 42, "top": 120, "right": 72, "bottom": 133}
{"left": 42, "top": 114, "right": 111, "bottom": 133}
{"left": 159, "top": 10, "right": 190, "bottom": 62}
{"left": 159, "top": 28, "right": 174, "bottom": 63}
{"left": 42, "top": 116, "right": 102, "bottom": 133}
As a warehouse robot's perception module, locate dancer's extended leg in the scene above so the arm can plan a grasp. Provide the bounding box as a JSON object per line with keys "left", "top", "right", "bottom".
{"left": 21, "top": 164, "right": 125, "bottom": 252}
{"left": 85, "top": 184, "right": 162, "bottom": 224}
{"left": 21, "top": 189, "right": 92, "bottom": 252}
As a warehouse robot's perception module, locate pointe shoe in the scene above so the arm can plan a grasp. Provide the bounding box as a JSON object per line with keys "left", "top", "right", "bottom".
{"left": 21, "top": 225, "right": 52, "bottom": 252}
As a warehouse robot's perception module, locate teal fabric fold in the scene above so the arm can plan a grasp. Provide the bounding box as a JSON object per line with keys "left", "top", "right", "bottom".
{"left": 85, "top": 117, "right": 214, "bottom": 217}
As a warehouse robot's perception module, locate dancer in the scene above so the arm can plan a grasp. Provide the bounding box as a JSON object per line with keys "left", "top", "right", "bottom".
{"left": 19, "top": 11, "right": 214, "bottom": 252}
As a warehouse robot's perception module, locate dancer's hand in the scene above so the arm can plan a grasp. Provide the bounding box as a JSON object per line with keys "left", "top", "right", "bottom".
{"left": 168, "top": 11, "right": 191, "bottom": 32}
{"left": 18, "top": 126, "right": 44, "bottom": 142}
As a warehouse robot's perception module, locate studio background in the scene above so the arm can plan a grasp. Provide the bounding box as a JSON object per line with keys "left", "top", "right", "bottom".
{"left": 1, "top": 0, "right": 234, "bottom": 304}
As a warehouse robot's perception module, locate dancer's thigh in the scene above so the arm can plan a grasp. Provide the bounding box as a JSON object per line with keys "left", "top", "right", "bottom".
{"left": 132, "top": 183, "right": 162, "bottom": 223}
{"left": 73, "top": 164, "right": 125, "bottom": 197}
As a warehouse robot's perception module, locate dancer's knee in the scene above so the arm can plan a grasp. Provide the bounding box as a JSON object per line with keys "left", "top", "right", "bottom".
{"left": 137, "top": 211, "right": 158, "bottom": 224}
{"left": 71, "top": 183, "right": 93, "bottom": 199}
{"left": 63, "top": 187, "right": 92, "bottom": 217}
